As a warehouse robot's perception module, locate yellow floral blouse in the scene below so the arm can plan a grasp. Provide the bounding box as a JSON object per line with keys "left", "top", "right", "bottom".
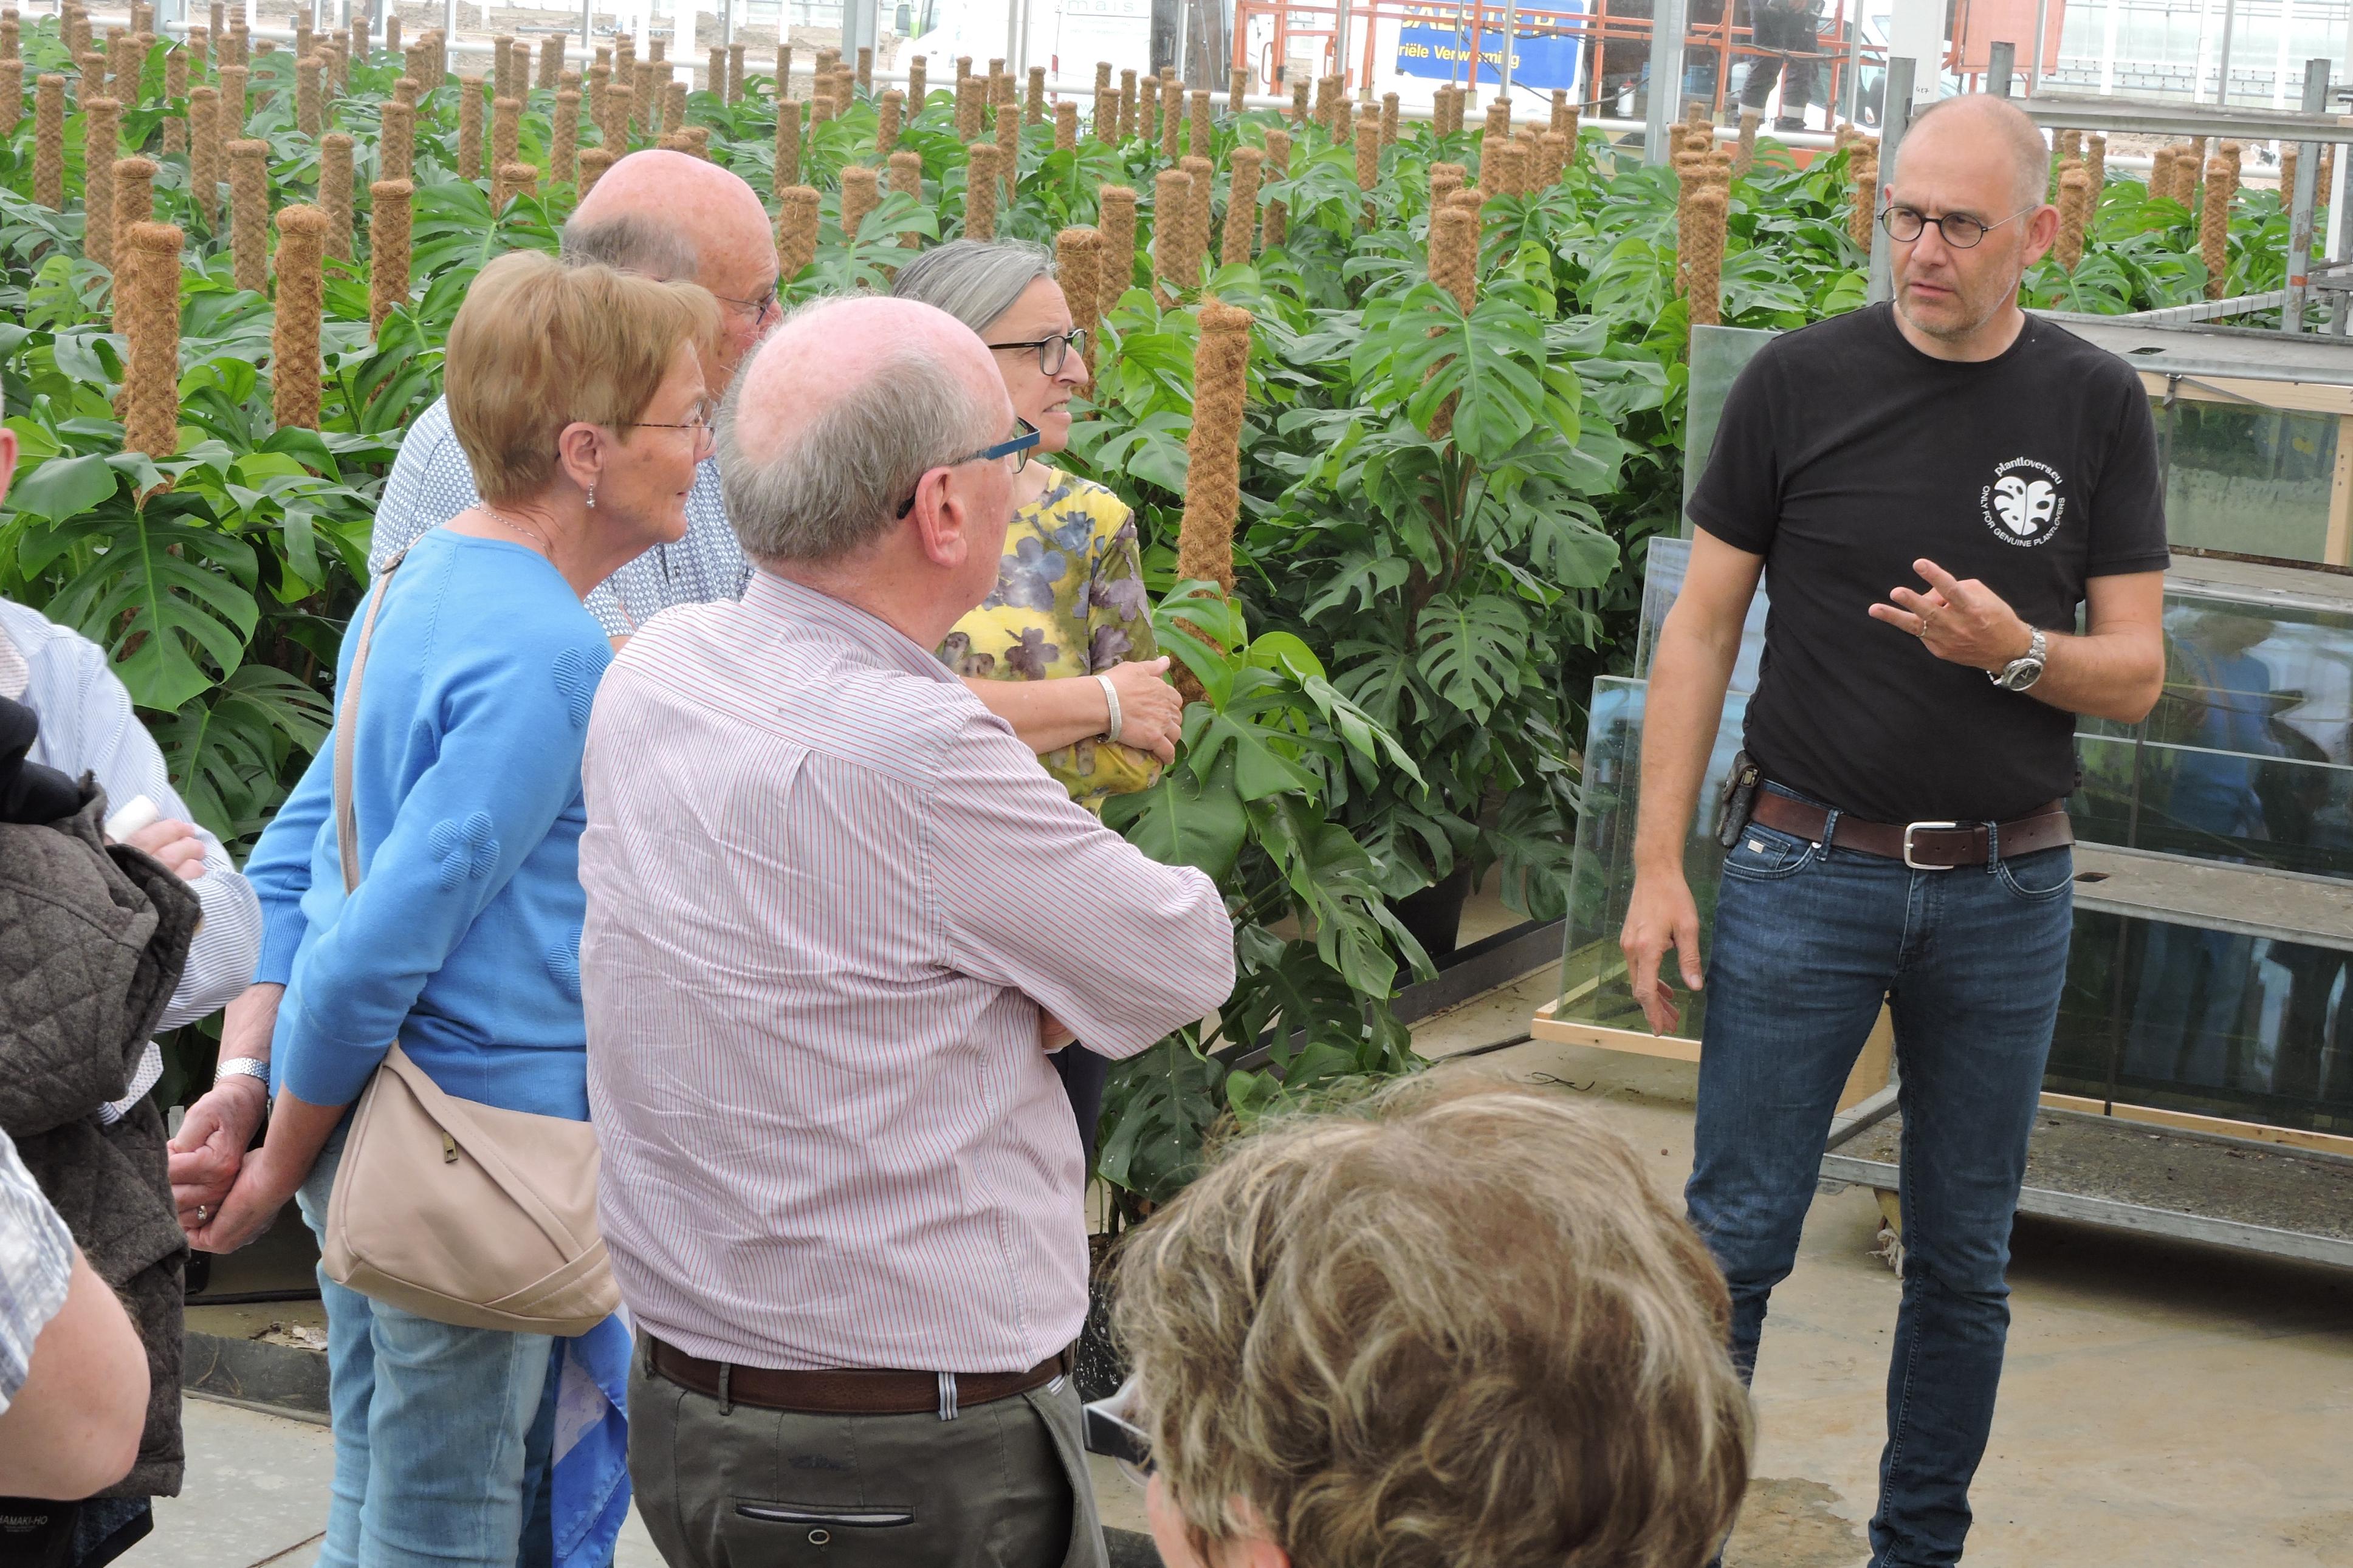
{"left": 937, "top": 468, "right": 1163, "bottom": 810}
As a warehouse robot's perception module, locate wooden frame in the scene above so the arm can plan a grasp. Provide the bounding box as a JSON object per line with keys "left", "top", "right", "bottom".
{"left": 1528, "top": 1002, "right": 2353, "bottom": 1158}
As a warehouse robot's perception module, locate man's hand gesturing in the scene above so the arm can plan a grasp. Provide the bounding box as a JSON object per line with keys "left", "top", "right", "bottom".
{"left": 1869, "top": 558, "right": 2035, "bottom": 675}
{"left": 1620, "top": 870, "right": 1705, "bottom": 1037}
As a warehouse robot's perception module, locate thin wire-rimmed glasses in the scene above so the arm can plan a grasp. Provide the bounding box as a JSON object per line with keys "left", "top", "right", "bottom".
{"left": 986, "top": 328, "right": 1091, "bottom": 377}
{"left": 1878, "top": 203, "right": 2039, "bottom": 250}
{"left": 893, "top": 417, "right": 1042, "bottom": 518}
{"left": 622, "top": 400, "right": 718, "bottom": 454}
{"left": 712, "top": 282, "right": 781, "bottom": 330}
{"left": 1082, "top": 1379, "right": 1155, "bottom": 1487}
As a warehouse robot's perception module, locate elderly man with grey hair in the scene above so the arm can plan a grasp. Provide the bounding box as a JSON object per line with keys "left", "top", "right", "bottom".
{"left": 577, "top": 295, "right": 1234, "bottom": 1568}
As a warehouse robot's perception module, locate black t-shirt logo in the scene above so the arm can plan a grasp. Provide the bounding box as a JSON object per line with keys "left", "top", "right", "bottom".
{"left": 1980, "top": 457, "right": 2066, "bottom": 547}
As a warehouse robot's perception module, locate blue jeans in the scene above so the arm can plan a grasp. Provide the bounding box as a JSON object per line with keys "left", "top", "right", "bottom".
{"left": 1687, "top": 796, "right": 2074, "bottom": 1568}
{"left": 297, "top": 1123, "right": 560, "bottom": 1568}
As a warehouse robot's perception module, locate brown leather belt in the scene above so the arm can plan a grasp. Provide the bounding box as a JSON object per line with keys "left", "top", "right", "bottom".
{"left": 1750, "top": 790, "right": 2073, "bottom": 869}
{"left": 647, "top": 1337, "right": 1071, "bottom": 1416}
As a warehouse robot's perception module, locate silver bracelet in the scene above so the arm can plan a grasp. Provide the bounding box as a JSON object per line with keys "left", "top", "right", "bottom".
{"left": 1096, "top": 673, "right": 1124, "bottom": 743}
{"left": 213, "top": 1056, "right": 269, "bottom": 1087}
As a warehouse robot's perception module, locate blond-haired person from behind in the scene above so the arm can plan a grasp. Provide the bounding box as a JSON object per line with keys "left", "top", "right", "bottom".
{"left": 199, "top": 251, "right": 720, "bottom": 1568}
{"left": 1108, "top": 1081, "right": 1753, "bottom": 1568}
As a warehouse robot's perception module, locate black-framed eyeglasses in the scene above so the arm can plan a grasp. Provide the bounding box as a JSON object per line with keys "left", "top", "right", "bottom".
{"left": 713, "top": 282, "right": 781, "bottom": 327}
{"left": 893, "top": 417, "right": 1042, "bottom": 518}
{"left": 1878, "top": 203, "right": 2039, "bottom": 250}
{"left": 985, "top": 328, "right": 1091, "bottom": 377}
{"left": 1082, "top": 1381, "right": 1155, "bottom": 1485}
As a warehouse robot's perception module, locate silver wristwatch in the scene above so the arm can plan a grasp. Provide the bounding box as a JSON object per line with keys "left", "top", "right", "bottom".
{"left": 1991, "top": 628, "right": 2049, "bottom": 692}
{"left": 213, "top": 1056, "right": 269, "bottom": 1087}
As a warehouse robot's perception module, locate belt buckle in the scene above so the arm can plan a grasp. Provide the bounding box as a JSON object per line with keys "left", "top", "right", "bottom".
{"left": 1902, "top": 821, "right": 1962, "bottom": 871}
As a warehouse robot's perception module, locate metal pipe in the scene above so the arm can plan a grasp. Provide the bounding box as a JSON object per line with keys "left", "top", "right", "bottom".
{"left": 2028, "top": 0, "right": 2046, "bottom": 93}
{"left": 1335, "top": 0, "right": 1351, "bottom": 89}
{"left": 1988, "top": 38, "right": 2013, "bottom": 97}
{"left": 2285, "top": 58, "right": 2329, "bottom": 334}
{"left": 2214, "top": 0, "right": 2237, "bottom": 104}
{"left": 1867, "top": 53, "right": 1914, "bottom": 304}
{"left": 1499, "top": 0, "right": 1514, "bottom": 96}
{"left": 1642, "top": 0, "right": 1688, "bottom": 162}
{"left": 1840, "top": 0, "right": 1862, "bottom": 125}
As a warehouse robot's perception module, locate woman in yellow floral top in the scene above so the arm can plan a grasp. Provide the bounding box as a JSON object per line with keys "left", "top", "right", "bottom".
{"left": 893, "top": 240, "right": 1187, "bottom": 1159}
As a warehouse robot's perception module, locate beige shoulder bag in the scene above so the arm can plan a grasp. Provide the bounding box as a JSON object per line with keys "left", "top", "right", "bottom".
{"left": 319, "top": 550, "right": 620, "bottom": 1337}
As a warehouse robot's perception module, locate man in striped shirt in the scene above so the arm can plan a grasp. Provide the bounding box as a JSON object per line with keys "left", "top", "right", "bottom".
{"left": 580, "top": 296, "right": 1234, "bottom": 1568}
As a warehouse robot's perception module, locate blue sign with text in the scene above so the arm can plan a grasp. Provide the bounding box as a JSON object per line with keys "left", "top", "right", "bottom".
{"left": 1394, "top": 21, "right": 1586, "bottom": 91}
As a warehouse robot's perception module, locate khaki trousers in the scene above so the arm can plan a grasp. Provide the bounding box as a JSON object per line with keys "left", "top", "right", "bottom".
{"left": 627, "top": 1338, "right": 1108, "bottom": 1568}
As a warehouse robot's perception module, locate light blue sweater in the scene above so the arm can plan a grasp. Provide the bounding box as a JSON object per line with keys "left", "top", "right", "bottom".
{"left": 243, "top": 529, "right": 612, "bottom": 1120}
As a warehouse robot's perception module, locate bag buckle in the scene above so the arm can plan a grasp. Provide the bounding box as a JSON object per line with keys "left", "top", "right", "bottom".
{"left": 1903, "top": 821, "right": 1963, "bottom": 871}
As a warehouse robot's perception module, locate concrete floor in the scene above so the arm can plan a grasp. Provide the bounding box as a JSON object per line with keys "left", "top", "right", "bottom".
{"left": 1415, "top": 967, "right": 2353, "bottom": 1568}
{"left": 128, "top": 920, "right": 2353, "bottom": 1566}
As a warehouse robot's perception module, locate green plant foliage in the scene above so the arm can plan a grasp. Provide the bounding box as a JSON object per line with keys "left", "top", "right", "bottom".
{"left": 2, "top": 22, "right": 2295, "bottom": 1193}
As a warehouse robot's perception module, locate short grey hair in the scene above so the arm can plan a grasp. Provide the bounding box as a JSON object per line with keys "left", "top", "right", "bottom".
{"left": 1900, "top": 95, "right": 2051, "bottom": 211}
{"left": 888, "top": 239, "right": 1056, "bottom": 335}
{"left": 558, "top": 212, "right": 699, "bottom": 281}
{"left": 716, "top": 300, "right": 1003, "bottom": 566}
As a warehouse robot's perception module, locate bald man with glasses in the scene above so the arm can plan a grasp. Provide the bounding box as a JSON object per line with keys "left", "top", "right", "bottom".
{"left": 1623, "top": 95, "right": 2170, "bottom": 1567}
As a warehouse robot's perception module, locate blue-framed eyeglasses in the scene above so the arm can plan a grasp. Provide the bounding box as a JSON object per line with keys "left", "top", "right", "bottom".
{"left": 894, "top": 417, "right": 1041, "bottom": 518}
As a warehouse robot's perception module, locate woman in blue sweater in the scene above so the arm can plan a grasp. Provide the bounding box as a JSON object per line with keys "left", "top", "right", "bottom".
{"left": 194, "top": 250, "right": 719, "bottom": 1568}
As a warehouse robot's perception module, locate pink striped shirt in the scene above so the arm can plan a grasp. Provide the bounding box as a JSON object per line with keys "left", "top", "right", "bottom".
{"left": 579, "top": 572, "right": 1234, "bottom": 1373}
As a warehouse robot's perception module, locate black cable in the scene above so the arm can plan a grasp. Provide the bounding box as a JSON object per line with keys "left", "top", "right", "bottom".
{"left": 185, "top": 1289, "right": 325, "bottom": 1306}
{"left": 1442, "top": 1031, "right": 1535, "bottom": 1061}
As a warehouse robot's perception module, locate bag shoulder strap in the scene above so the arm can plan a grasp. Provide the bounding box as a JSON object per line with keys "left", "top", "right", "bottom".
{"left": 334, "top": 549, "right": 409, "bottom": 897}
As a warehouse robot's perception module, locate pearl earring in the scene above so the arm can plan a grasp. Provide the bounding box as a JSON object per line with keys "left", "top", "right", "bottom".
{"left": 586, "top": 482, "right": 596, "bottom": 510}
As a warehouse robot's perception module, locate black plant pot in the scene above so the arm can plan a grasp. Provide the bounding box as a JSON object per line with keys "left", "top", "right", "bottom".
{"left": 1389, "top": 862, "right": 1474, "bottom": 963}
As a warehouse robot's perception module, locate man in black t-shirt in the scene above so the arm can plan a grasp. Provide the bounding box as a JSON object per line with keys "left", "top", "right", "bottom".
{"left": 1621, "top": 95, "right": 2168, "bottom": 1568}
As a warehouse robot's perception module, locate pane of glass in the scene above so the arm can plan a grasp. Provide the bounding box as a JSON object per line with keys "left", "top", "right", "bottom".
{"left": 1683, "top": 325, "right": 1781, "bottom": 519}
{"left": 1556, "top": 677, "right": 1750, "bottom": 1042}
{"left": 2159, "top": 397, "right": 2338, "bottom": 566}
{"left": 1631, "top": 535, "right": 1770, "bottom": 694}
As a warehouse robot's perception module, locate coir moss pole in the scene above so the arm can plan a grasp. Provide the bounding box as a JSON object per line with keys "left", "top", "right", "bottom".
{"left": 187, "top": 83, "right": 221, "bottom": 223}
{"left": 1176, "top": 300, "right": 1253, "bottom": 598}
{"left": 159, "top": 46, "right": 183, "bottom": 149}
{"left": 1188, "top": 88, "right": 1209, "bottom": 158}
{"left": 2202, "top": 156, "right": 2233, "bottom": 298}
{"left": 729, "top": 42, "right": 746, "bottom": 103}
{"left": 120, "top": 221, "right": 184, "bottom": 458}
{"left": 549, "top": 89, "right": 578, "bottom": 183}
{"left": 228, "top": 136, "right": 268, "bottom": 290}
{"left": 368, "top": 177, "right": 411, "bottom": 330}
{"left": 1054, "top": 100, "right": 1075, "bottom": 154}
{"left": 456, "top": 75, "right": 483, "bottom": 178}
{"left": 839, "top": 163, "right": 878, "bottom": 246}
{"left": 964, "top": 143, "right": 1000, "bottom": 239}
{"left": 83, "top": 96, "right": 121, "bottom": 268}
{"left": 1027, "top": 64, "right": 1045, "bottom": 123}
{"left": 858, "top": 45, "right": 873, "bottom": 94}
{"left": 889, "top": 149, "right": 922, "bottom": 246}
{"left": 879, "top": 87, "right": 903, "bottom": 154}
{"left": 492, "top": 94, "right": 520, "bottom": 170}
{"left": 663, "top": 79, "right": 685, "bottom": 134}
{"left": 955, "top": 74, "right": 981, "bottom": 141}
{"left": 296, "top": 53, "right": 320, "bottom": 135}
{"left": 602, "top": 83, "right": 632, "bottom": 156}
{"left": 774, "top": 99, "right": 802, "bottom": 188}
{"left": 1180, "top": 154, "right": 1213, "bottom": 272}
{"left": 2056, "top": 165, "right": 2090, "bottom": 272}
{"left": 1119, "top": 69, "right": 1137, "bottom": 140}
{"left": 218, "top": 61, "right": 246, "bottom": 130}
{"left": 907, "top": 54, "right": 926, "bottom": 104}
{"left": 319, "top": 131, "right": 354, "bottom": 259}
{"left": 270, "top": 204, "right": 328, "bottom": 430}
{"left": 1056, "top": 225, "right": 1100, "bottom": 370}
{"left": 1152, "top": 168, "right": 1191, "bottom": 294}
{"left": 1382, "top": 92, "right": 1400, "bottom": 148}
{"left": 1426, "top": 202, "right": 1479, "bottom": 439}
{"left": 1355, "top": 111, "right": 1379, "bottom": 197}
{"left": 1847, "top": 149, "right": 1878, "bottom": 247}
{"left": 1262, "top": 128, "right": 1291, "bottom": 249}
{"left": 1685, "top": 187, "right": 1726, "bottom": 329}
{"left": 775, "top": 184, "right": 820, "bottom": 279}
{"left": 578, "top": 145, "right": 615, "bottom": 196}
{"left": 379, "top": 97, "right": 414, "bottom": 180}
{"left": 1096, "top": 184, "right": 1138, "bottom": 303}
{"left": 33, "top": 74, "right": 62, "bottom": 208}
{"left": 996, "top": 103, "right": 1018, "bottom": 197}
{"left": 1222, "top": 145, "right": 1263, "bottom": 267}
{"left": 112, "top": 153, "right": 155, "bottom": 242}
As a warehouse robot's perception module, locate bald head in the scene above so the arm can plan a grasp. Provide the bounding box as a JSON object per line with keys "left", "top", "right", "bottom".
{"left": 719, "top": 295, "right": 1010, "bottom": 566}
{"left": 575, "top": 149, "right": 779, "bottom": 386}
{"left": 1898, "top": 95, "right": 2050, "bottom": 211}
